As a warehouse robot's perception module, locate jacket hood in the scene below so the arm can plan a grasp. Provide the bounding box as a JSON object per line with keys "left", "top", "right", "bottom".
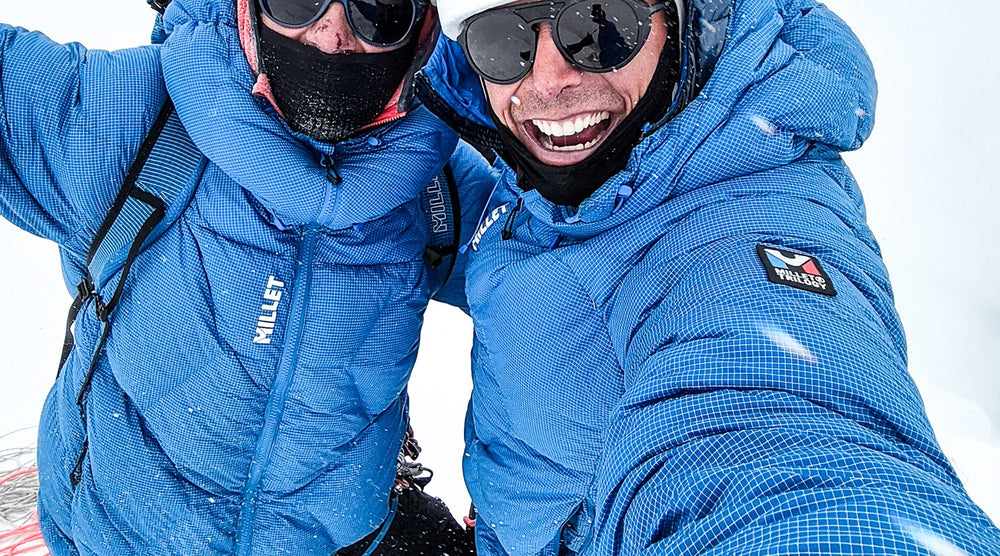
{"left": 160, "top": 0, "right": 457, "bottom": 230}
{"left": 420, "top": 0, "right": 876, "bottom": 239}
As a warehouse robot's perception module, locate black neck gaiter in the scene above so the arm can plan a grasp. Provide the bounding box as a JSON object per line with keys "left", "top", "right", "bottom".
{"left": 491, "top": 18, "right": 681, "bottom": 207}
{"left": 259, "top": 24, "right": 418, "bottom": 143}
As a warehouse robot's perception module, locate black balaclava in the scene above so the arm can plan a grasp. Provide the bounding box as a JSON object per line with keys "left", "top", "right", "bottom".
{"left": 258, "top": 24, "right": 419, "bottom": 143}
{"left": 490, "top": 7, "right": 682, "bottom": 207}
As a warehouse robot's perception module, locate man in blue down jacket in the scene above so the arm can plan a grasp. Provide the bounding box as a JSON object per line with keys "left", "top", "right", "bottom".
{"left": 419, "top": 0, "right": 1000, "bottom": 553}
{"left": 0, "top": 0, "right": 492, "bottom": 553}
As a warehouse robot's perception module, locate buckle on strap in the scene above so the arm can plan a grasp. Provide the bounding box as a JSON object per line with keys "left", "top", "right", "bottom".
{"left": 76, "top": 276, "right": 96, "bottom": 300}
{"left": 76, "top": 276, "right": 108, "bottom": 322}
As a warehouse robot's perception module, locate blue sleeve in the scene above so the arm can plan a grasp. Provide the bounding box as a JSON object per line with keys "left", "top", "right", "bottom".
{"left": 586, "top": 4, "right": 1000, "bottom": 549}
{"left": 587, "top": 157, "right": 1000, "bottom": 554}
{"left": 0, "top": 24, "right": 166, "bottom": 254}
{"left": 432, "top": 141, "right": 497, "bottom": 312}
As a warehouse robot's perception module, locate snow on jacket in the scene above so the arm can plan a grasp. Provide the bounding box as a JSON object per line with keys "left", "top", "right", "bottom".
{"left": 418, "top": 0, "right": 1000, "bottom": 554}
{"left": 0, "top": 0, "right": 492, "bottom": 553}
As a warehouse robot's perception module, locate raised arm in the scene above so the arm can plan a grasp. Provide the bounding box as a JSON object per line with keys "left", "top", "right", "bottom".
{"left": 0, "top": 24, "right": 165, "bottom": 252}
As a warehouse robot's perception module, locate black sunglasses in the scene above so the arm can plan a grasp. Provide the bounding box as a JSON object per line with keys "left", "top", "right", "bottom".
{"left": 257, "top": 0, "right": 426, "bottom": 47}
{"left": 459, "top": 0, "right": 670, "bottom": 85}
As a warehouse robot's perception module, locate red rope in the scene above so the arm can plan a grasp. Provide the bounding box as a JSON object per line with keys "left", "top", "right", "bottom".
{"left": 0, "top": 466, "right": 49, "bottom": 556}
{"left": 0, "top": 519, "right": 48, "bottom": 556}
{"left": 0, "top": 469, "right": 36, "bottom": 488}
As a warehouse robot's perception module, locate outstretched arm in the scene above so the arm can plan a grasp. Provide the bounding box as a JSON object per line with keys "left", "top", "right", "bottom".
{"left": 0, "top": 24, "right": 165, "bottom": 252}
{"left": 588, "top": 157, "right": 1000, "bottom": 554}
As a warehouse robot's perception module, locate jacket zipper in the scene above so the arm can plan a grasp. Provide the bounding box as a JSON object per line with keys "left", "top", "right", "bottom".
{"left": 235, "top": 225, "right": 318, "bottom": 555}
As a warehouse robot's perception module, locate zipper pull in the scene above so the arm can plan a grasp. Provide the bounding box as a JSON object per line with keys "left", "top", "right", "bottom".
{"left": 501, "top": 197, "right": 524, "bottom": 241}
{"left": 320, "top": 154, "right": 341, "bottom": 185}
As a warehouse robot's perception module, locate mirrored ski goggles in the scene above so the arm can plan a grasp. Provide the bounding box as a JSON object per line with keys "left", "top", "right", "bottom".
{"left": 460, "top": 0, "right": 668, "bottom": 85}
{"left": 257, "top": 0, "right": 426, "bottom": 47}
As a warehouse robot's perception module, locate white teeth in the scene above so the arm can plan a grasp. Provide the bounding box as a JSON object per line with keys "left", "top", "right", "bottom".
{"left": 532, "top": 111, "right": 610, "bottom": 139}
{"left": 540, "top": 136, "right": 602, "bottom": 152}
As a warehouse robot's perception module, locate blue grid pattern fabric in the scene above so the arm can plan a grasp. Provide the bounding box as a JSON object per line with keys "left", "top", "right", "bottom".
{"left": 0, "top": 0, "right": 494, "bottom": 552}
{"left": 424, "top": 0, "right": 1000, "bottom": 554}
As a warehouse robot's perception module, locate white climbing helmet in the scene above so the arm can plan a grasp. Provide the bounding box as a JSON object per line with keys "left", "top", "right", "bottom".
{"left": 436, "top": 0, "right": 513, "bottom": 40}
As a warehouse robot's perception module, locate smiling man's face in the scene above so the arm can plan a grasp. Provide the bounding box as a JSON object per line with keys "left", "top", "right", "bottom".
{"left": 481, "top": 1, "right": 668, "bottom": 167}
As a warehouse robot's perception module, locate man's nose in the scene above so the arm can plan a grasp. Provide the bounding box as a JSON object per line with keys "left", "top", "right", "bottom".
{"left": 526, "top": 24, "right": 582, "bottom": 100}
{"left": 302, "top": 2, "right": 359, "bottom": 54}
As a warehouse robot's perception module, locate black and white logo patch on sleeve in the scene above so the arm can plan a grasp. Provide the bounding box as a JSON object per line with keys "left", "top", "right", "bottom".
{"left": 756, "top": 245, "right": 837, "bottom": 297}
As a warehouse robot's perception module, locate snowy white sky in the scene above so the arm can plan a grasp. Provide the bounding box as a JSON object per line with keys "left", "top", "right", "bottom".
{"left": 0, "top": 0, "right": 997, "bottom": 530}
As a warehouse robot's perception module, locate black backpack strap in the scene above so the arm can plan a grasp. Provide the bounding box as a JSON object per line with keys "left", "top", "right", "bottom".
{"left": 147, "top": 0, "right": 171, "bottom": 14}
{"left": 57, "top": 284, "right": 88, "bottom": 374}
{"left": 59, "top": 3, "right": 189, "bottom": 374}
{"left": 61, "top": 100, "right": 206, "bottom": 487}
{"left": 420, "top": 164, "right": 461, "bottom": 296}
{"left": 57, "top": 99, "right": 204, "bottom": 371}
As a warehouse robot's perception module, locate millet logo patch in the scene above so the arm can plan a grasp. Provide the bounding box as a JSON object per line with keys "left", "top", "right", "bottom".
{"left": 423, "top": 177, "right": 449, "bottom": 234}
{"left": 756, "top": 245, "right": 837, "bottom": 297}
{"left": 253, "top": 275, "right": 286, "bottom": 344}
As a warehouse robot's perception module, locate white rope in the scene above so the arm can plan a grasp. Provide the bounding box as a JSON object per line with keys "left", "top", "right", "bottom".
{"left": 0, "top": 429, "right": 40, "bottom": 531}
{"left": 0, "top": 444, "right": 39, "bottom": 529}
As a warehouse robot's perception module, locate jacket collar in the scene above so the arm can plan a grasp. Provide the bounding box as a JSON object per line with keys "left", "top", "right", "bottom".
{"left": 159, "top": 0, "right": 458, "bottom": 229}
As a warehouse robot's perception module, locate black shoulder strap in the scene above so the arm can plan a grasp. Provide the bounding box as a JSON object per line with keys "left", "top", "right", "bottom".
{"left": 420, "top": 164, "right": 461, "bottom": 296}
{"left": 57, "top": 100, "right": 206, "bottom": 375}
{"left": 147, "top": 0, "right": 171, "bottom": 14}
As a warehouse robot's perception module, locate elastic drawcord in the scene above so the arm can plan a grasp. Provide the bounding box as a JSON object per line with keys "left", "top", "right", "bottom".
{"left": 361, "top": 496, "right": 400, "bottom": 556}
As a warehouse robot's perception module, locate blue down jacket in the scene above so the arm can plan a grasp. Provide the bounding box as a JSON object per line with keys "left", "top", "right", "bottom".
{"left": 420, "top": 0, "right": 1000, "bottom": 554}
{"left": 0, "top": 0, "right": 491, "bottom": 553}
